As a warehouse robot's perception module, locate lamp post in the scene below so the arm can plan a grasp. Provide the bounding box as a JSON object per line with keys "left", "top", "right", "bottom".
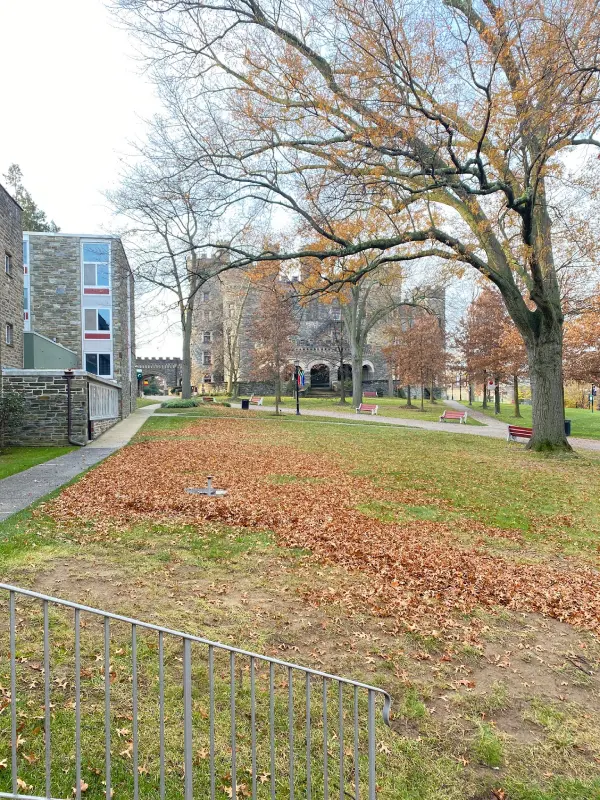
{"left": 294, "top": 360, "right": 301, "bottom": 415}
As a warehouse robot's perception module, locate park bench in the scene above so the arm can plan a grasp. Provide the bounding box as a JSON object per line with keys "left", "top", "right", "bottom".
{"left": 202, "top": 396, "right": 214, "bottom": 403}
{"left": 356, "top": 403, "right": 378, "bottom": 415}
{"left": 507, "top": 424, "right": 533, "bottom": 442}
{"left": 250, "top": 396, "right": 263, "bottom": 405}
{"left": 363, "top": 391, "right": 378, "bottom": 398}
{"left": 439, "top": 409, "right": 467, "bottom": 424}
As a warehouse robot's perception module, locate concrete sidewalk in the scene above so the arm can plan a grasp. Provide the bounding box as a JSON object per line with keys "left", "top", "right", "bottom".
{"left": 0, "top": 404, "right": 160, "bottom": 522}
{"left": 444, "top": 399, "right": 509, "bottom": 430}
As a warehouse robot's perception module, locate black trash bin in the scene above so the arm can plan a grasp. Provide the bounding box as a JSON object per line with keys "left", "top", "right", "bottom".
{"left": 241, "top": 399, "right": 250, "bottom": 411}
{"left": 564, "top": 419, "right": 572, "bottom": 436}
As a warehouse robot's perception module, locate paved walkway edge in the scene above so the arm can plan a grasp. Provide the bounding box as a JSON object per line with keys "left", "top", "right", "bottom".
{"left": 0, "top": 405, "right": 160, "bottom": 522}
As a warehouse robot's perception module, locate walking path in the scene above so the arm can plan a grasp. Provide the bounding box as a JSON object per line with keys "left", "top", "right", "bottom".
{"left": 0, "top": 404, "right": 161, "bottom": 522}
{"left": 223, "top": 402, "right": 600, "bottom": 452}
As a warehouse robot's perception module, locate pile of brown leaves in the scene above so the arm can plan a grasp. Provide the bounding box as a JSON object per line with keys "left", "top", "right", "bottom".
{"left": 44, "top": 419, "right": 600, "bottom": 638}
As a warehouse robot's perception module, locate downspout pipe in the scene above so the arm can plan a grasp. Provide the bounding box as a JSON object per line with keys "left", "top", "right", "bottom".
{"left": 64, "top": 370, "right": 86, "bottom": 447}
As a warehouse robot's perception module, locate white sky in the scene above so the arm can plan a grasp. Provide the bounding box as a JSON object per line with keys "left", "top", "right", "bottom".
{"left": 0, "top": 0, "right": 181, "bottom": 356}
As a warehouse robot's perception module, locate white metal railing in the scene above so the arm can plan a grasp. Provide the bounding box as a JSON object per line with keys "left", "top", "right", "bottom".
{"left": 88, "top": 381, "right": 120, "bottom": 421}
{"left": 0, "top": 583, "right": 392, "bottom": 800}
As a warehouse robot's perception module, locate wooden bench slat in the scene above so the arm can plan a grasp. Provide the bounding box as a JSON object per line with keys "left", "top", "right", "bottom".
{"left": 507, "top": 424, "right": 533, "bottom": 441}
{"left": 439, "top": 409, "right": 467, "bottom": 423}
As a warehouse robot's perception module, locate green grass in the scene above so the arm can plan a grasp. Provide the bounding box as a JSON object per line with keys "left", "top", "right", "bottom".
{"left": 471, "top": 401, "right": 600, "bottom": 439}
{"left": 2, "top": 409, "right": 600, "bottom": 799}
{"left": 137, "top": 397, "right": 161, "bottom": 408}
{"left": 0, "top": 446, "right": 74, "bottom": 480}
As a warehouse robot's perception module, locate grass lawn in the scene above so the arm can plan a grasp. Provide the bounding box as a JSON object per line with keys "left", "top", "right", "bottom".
{"left": 472, "top": 402, "right": 600, "bottom": 439}
{"left": 0, "top": 445, "right": 74, "bottom": 480}
{"left": 137, "top": 397, "right": 162, "bottom": 408}
{"left": 1, "top": 409, "right": 600, "bottom": 799}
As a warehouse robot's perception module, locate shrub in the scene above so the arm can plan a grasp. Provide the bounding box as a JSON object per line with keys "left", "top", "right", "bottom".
{"left": 0, "top": 391, "right": 25, "bottom": 449}
{"left": 160, "top": 398, "right": 201, "bottom": 408}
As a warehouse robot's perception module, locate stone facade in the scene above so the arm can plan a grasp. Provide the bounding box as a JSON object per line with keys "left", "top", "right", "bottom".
{"left": 191, "top": 267, "right": 445, "bottom": 397}
{"left": 0, "top": 183, "right": 24, "bottom": 369}
{"left": 3, "top": 371, "right": 121, "bottom": 446}
{"left": 25, "top": 233, "right": 136, "bottom": 419}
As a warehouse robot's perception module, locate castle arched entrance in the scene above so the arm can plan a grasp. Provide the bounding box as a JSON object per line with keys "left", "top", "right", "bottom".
{"left": 310, "top": 363, "right": 330, "bottom": 388}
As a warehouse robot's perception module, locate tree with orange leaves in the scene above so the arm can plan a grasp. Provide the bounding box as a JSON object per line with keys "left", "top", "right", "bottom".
{"left": 117, "top": 0, "right": 600, "bottom": 450}
{"left": 248, "top": 270, "right": 298, "bottom": 414}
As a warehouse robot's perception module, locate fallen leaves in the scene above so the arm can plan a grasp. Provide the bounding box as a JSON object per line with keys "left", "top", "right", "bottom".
{"left": 43, "top": 418, "right": 600, "bottom": 640}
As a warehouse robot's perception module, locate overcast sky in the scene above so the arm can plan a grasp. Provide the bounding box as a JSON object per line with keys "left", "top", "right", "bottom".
{"left": 0, "top": 0, "right": 183, "bottom": 355}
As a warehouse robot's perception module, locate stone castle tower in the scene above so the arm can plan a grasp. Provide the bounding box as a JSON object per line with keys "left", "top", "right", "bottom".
{"left": 191, "top": 263, "right": 445, "bottom": 395}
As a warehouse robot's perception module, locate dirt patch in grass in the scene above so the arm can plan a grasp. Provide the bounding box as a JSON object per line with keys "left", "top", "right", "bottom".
{"left": 41, "top": 419, "right": 600, "bottom": 643}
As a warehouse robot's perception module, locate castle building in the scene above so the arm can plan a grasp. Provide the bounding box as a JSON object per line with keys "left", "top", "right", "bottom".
{"left": 191, "top": 267, "right": 445, "bottom": 396}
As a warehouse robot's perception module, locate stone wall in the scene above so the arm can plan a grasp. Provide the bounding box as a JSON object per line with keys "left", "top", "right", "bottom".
{"left": 28, "top": 236, "right": 82, "bottom": 358}
{"left": 0, "top": 184, "right": 24, "bottom": 369}
{"left": 112, "top": 240, "right": 137, "bottom": 418}
{"left": 3, "top": 370, "right": 121, "bottom": 446}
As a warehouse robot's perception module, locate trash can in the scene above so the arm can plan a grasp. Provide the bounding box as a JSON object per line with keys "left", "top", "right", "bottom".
{"left": 241, "top": 399, "right": 250, "bottom": 411}
{"left": 564, "top": 419, "right": 572, "bottom": 436}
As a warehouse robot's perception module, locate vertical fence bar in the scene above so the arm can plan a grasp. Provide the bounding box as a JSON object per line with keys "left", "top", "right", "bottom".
{"left": 322, "top": 678, "right": 329, "bottom": 800}
{"left": 132, "top": 625, "right": 139, "bottom": 800}
{"left": 230, "top": 651, "right": 237, "bottom": 797}
{"left": 368, "top": 690, "right": 376, "bottom": 800}
{"left": 75, "top": 609, "right": 82, "bottom": 800}
{"left": 338, "top": 682, "right": 344, "bottom": 800}
{"left": 354, "top": 687, "right": 360, "bottom": 800}
{"left": 104, "top": 617, "right": 111, "bottom": 800}
{"left": 306, "top": 674, "right": 312, "bottom": 800}
{"left": 43, "top": 600, "right": 51, "bottom": 799}
{"left": 209, "top": 645, "right": 215, "bottom": 800}
{"left": 288, "top": 667, "right": 294, "bottom": 800}
{"left": 159, "top": 631, "right": 165, "bottom": 800}
{"left": 250, "top": 657, "right": 257, "bottom": 800}
{"left": 9, "top": 591, "right": 17, "bottom": 798}
{"left": 183, "top": 637, "right": 193, "bottom": 800}
{"left": 269, "top": 663, "right": 275, "bottom": 800}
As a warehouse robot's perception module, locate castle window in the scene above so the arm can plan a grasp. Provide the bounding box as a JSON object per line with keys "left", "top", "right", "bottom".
{"left": 5, "top": 253, "right": 12, "bottom": 276}
{"left": 203, "top": 352, "right": 212, "bottom": 365}
{"left": 203, "top": 331, "right": 211, "bottom": 343}
{"left": 202, "top": 291, "right": 210, "bottom": 302}
{"left": 5, "top": 323, "right": 13, "bottom": 346}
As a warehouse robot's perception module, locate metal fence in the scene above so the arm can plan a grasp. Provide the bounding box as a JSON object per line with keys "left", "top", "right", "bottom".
{"left": 0, "top": 583, "right": 391, "bottom": 800}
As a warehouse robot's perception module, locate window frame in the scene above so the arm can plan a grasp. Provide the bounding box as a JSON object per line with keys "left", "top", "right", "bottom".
{"left": 85, "top": 352, "right": 112, "bottom": 378}
{"left": 203, "top": 330, "right": 212, "bottom": 344}
{"left": 84, "top": 307, "right": 112, "bottom": 333}
{"left": 82, "top": 241, "right": 111, "bottom": 291}
{"left": 5, "top": 253, "right": 12, "bottom": 276}
{"left": 5, "top": 323, "right": 13, "bottom": 346}
{"left": 202, "top": 351, "right": 212, "bottom": 366}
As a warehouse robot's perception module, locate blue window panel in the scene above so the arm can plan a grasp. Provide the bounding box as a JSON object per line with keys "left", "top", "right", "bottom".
{"left": 86, "top": 354, "right": 98, "bottom": 374}
{"left": 83, "top": 243, "right": 109, "bottom": 263}
{"left": 98, "top": 309, "right": 111, "bottom": 331}
{"left": 22, "top": 240, "right": 29, "bottom": 265}
{"left": 97, "top": 263, "right": 109, "bottom": 287}
{"left": 98, "top": 354, "right": 111, "bottom": 375}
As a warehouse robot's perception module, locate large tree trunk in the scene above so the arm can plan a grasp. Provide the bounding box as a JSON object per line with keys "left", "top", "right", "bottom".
{"left": 513, "top": 375, "right": 521, "bottom": 418}
{"left": 351, "top": 347, "right": 363, "bottom": 408}
{"left": 181, "top": 314, "right": 193, "bottom": 399}
{"left": 524, "top": 324, "right": 569, "bottom": 451}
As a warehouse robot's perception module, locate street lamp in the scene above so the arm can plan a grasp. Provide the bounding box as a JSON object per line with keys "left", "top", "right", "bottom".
{"left": 294, "top": 360, "right": 301, "bottom": 415}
